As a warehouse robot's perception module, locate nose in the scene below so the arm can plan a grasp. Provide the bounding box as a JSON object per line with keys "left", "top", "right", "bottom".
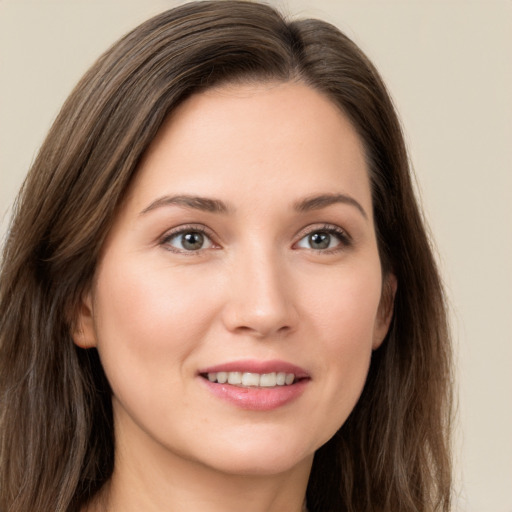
{"left": 221, "top": 247, "right": 298, "bottom": 339}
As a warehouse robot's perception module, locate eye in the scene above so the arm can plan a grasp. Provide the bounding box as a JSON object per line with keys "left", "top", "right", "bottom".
{"left": 162, "top": 228, "right": 214, "bottom": 252}
{"left": 295, "top": 226, "right": 350, "bottom": 251}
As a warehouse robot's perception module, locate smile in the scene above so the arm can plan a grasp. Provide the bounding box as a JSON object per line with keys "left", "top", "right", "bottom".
{"left": 204, "top": 371, "right": 296, "bottom": 387}
{"left": 198, "top": 360, "right": 310, "bottom": 411}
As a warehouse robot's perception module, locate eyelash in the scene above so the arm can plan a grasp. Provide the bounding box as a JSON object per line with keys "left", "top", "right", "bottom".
{"left": 159, "top": 223, "right": 351, "bottom": 254}
{"left": 294, "top": 224, "right": 352, "bottom": 253}
{"left": 160, "top": 224, "right": 217, "bottom": 255}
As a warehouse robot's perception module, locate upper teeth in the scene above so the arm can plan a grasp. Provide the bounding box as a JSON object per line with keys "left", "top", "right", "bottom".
{"left": 207, "top": 371, "right": 295, "bottom": 387}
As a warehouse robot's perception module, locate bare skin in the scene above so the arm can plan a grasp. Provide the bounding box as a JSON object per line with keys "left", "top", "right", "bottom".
{"left": 77, "top": 81, "right": 395, "bottom": 512}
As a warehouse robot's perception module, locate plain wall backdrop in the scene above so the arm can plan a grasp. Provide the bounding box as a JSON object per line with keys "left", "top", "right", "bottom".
{"left": 1, "top": 1, "right": 511, "bottom": 510}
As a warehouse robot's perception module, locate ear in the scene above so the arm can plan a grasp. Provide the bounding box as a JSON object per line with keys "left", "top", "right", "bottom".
{"left": 71, "top": 291, "right": 98, "bottom": 349}
{"left": 372, "top": 273, "right": 397, "bottom": 350}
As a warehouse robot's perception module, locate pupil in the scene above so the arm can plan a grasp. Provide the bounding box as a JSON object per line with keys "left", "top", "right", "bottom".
{"left": 309, "top": 232, "right": 330, "bottom": 249}
{"left": 183, "top": 232, "right": 204, "bottom": 250}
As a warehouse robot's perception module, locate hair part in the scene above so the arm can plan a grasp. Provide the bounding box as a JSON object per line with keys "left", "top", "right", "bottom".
{"left": 0, "top": 2, "right": 452, "bottom": 511}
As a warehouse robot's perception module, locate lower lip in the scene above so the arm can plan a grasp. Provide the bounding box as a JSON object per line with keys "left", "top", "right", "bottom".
{"left": 200, "top": 378, "right": 309, "bottom": 411}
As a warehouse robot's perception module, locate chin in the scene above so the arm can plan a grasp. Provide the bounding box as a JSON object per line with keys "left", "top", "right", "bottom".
{"left": 187, "top": 431, "right": 319, "bottom": 477}
{"left": 205, "top": 450, "right": 313, "bottom": 477}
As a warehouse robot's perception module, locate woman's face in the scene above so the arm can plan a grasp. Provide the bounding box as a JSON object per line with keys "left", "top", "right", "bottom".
{"left": 76, "top": 82, "right": 394, "bottom": 477}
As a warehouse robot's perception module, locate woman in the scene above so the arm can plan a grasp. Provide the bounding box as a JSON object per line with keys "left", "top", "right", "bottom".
{"left": 0, "top": 2, "right": 452, "bottom": 511}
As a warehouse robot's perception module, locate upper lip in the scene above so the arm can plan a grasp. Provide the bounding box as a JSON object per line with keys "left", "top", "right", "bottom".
{"left": 198, "top": 359, "right": 310, "bottom": 379}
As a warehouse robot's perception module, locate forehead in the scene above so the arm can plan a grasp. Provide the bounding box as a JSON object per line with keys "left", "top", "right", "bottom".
{"left": 126, "top": 81, "right": 371, "bottom": 215}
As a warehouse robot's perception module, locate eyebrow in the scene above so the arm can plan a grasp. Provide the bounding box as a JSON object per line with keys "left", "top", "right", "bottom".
{"left": 140, "top": 195, "right": 230, "bottom": 215}
{"left": 294, "top": 193, "right": 368, "bottom": 219}
{"left": 140, "top": 192, "right": 368, "bottom": 219}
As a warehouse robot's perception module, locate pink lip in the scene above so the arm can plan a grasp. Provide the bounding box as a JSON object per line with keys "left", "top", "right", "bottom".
{"left": 198, "top": 359, "right": 310, "bottom": 411}
{"left": 198, "top": 359, "right": 310, "bottom": 378}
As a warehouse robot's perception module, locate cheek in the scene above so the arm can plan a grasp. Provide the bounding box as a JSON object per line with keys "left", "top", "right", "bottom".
{"left": 91, "top": 255, "right": 221, "bottom": 392}
{"left": 301, "top": 261, "right": 382, "bottom": 427}
{"left": 306, "top": 260, "right": 383, "bottom": 349}
{"left": 89, "top": 255, "right": 229, "bottom": 440}
{"left": 95, "top": 255, "right": 212, "bottom": 340}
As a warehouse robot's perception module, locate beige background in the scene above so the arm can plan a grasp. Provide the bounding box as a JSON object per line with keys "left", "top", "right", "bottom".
{"left": 1, "top": 1, "right": 511, "bottom": 510}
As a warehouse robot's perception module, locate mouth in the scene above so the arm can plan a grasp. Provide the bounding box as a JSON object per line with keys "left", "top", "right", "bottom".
{"left": 200, "top": 371, "right": 302, "bottom": 388}
{"left": 198, "top": 360, "right": 310, "bottom": 411}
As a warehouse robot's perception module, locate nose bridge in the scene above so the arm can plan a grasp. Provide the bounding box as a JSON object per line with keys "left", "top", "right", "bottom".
{"left": 223, "top": 239, "right": 297, "bottom": 337}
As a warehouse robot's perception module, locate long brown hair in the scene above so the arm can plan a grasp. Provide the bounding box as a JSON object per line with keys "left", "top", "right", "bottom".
{"left": 0, "top": 2, "right": 452, "bottom": 511}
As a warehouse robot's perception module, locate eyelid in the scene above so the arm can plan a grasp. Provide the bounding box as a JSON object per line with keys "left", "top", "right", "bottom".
{"left": 159, "top": 223, "right": 220, "bottom": 253}
{"left": 293, "top": 223, "right": 352, "bottom": 251}
{"left": 157, "top": 222, "right": 351, "bottom": 254}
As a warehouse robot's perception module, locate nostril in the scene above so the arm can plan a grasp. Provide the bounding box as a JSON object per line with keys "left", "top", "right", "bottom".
{"left": 233, "top": 323, "right": 293, "bottom": 337}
